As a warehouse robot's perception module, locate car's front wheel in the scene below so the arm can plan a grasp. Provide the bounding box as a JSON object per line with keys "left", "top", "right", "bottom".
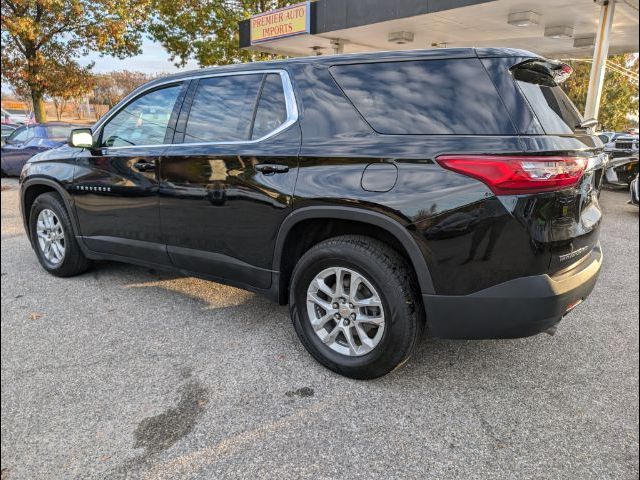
{"left": 289, "top": 235, "right": 424, "bottom": 379}
{"left": 29, "top": 192, "right": 91, "bottom": 277}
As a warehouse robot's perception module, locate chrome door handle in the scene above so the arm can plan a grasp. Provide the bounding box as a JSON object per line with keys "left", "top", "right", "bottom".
{"left": 133, "top": 160, "right": 155, "bottom": 172}
{"left": 255, "top": 163, "right": 289, "bottom": 175}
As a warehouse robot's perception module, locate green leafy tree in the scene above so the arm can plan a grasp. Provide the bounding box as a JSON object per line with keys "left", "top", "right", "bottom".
{"left": 563, "top": 54, "right": 639, "bottom": 131}
{"left": 148, "top": 0, "right": 292, "bottom": 67}
{"left": 1, "top": 0, "right": 152, "bottom": 122}
{"left": 48, "top": 61, "right": 95, "bottom": 120}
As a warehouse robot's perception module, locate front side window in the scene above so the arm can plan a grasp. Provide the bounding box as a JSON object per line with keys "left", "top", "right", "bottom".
{"left": 184, "top": 74, "right": 263, "bottom": 143}
{"left": 101, "top": 85, "right": 181, "bottom": 147}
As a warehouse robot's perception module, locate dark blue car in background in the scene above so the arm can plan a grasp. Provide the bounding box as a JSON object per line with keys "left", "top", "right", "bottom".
{"left": 1, "top": 122, "right": 79, "bottom": 176}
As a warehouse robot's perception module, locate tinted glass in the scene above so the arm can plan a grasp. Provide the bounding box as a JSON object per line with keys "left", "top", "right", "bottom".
{"left": 44, "top": 125, "right": 74, "bottom": 140}
{"left": 251, "top": 74, "right": 287, "bottom": 140}
{"left": 7, "top": 126, "right": 35, "bottom": 143}
{"left": 330, "top": 58, "right": 514, "bottom": 135}
{"left": 101, "top": 85, "right": 181, "bottom": 147}
{"left": 513, "top": 66, "right": 582, "bottom": 135}
{"left": 184, "top": 75, "right": 262, "bottom": 143}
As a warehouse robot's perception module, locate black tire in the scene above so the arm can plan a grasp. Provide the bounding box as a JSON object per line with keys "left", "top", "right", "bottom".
{"left": 29, "top": 192, "right": 91, "bottom": 277}
{"left": 289, "top": 235, "right": 424, "bottom": 379}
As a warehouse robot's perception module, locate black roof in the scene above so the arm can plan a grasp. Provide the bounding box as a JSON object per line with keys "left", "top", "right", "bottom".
{"left": 92, "top": 46, "right": 539, "bottom": 130}
{"left": 143, "top": 47, "right": 539, "bottom": 88}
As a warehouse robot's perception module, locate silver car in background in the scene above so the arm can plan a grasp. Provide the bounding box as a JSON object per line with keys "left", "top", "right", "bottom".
{"left": 600, "top": 132, "right": 639, "bottom": 188}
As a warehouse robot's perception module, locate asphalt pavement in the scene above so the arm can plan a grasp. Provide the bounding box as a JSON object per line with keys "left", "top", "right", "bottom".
{"left": 1, "top": 177, "right": 638, "bottom": 480}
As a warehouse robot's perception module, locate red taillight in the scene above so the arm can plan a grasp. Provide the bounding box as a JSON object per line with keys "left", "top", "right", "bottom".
{"left": 436, "top": 155, "right": 588, "bottom": 195}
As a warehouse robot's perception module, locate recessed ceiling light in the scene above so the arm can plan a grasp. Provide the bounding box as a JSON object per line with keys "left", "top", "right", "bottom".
{"left": 545, "top": 25, "right": 575, "bottom": 39}
{"left": 507, "top": 11, "right": 540, "bottom": 27}
{"left": 388, "top": 31, "right": 414, "bottom": 44}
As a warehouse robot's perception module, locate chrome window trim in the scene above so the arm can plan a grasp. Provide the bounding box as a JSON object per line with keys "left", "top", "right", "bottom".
{"left": 97, "top": 69, "right": 298, "bottom": 150}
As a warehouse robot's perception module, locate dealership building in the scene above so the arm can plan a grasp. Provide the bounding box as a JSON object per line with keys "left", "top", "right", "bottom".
{"left": 239, "top": 0, "right": 639, "bottom": 120}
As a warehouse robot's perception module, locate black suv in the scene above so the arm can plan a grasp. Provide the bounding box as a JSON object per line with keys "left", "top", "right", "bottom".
{"left": 19, "top": 48, "right": 604, "bottom": 379}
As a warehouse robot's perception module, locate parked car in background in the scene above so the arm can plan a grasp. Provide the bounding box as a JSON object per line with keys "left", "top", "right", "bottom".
{"left": 610, "top": 133, "right": 639, "bottom": 156}
{"left": 630, "top": 175, "right": 639, "bottom": 206}
{"left": 1, "top": 124, "right": 19, "bottom": 144}
{"left": 1, "top": 108, "right": 35, "bottom": 125}
{"left": 1, "top": 108, "right": 15, "bottom": 124}
{"left": 602, "top": 133, "right": 639, "bottom": 188}
{"left": 1, "top": 123, "right": 78, "bottom": 176}
{"left": 598, "top": 131, "right": 618, "bottom": 145}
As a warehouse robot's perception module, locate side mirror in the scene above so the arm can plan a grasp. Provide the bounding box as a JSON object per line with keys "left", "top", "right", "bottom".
{"left": 69, "top": 128, "right": 95, "bottom": 148}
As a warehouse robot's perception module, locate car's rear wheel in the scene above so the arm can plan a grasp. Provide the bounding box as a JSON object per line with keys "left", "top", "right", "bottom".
{"left": 29, "top": 192, "right": 91, "bottom": 277}
{"left": 289, "top": 235, "right": 424, "bottom": 379}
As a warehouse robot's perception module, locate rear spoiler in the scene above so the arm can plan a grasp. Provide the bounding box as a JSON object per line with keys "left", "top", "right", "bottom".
{"left": 511, "top": 58, "right": 597, "bottom": 129}
{"left": 511, "top": 58, "right": 573, "bottom": 84}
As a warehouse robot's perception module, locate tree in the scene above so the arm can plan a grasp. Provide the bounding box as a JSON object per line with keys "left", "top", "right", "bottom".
{"left": 90, "top": 70, "right": 153, "bottom": 118}
{"left": 148, "top": 0, "right": 292, "bottom": 67}
{"left": 70, "top": 96, "right": 87, "bottom": 120}
{"left": 48, "top": 61, "right": 95, "bottom": 120}
{"left": 562, "top": 54, "right": 639, "bottom": 131}
{"left": 110, "top": 70, "right": 156, "bottom": 96}
{"left": 1, "top": 0, "right": 151, "bottom": 122}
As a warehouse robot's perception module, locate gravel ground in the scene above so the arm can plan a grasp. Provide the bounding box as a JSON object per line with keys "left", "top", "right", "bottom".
{"left": 1, "top": 177, "right": 638, "bottom": 480}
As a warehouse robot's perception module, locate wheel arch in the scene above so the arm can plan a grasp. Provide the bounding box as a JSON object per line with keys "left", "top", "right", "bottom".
{"left": 21, "top": 178, "right": 80, "bottom": 242}
{"left": 273, "top": 206, "right": 435, "bottom": 304}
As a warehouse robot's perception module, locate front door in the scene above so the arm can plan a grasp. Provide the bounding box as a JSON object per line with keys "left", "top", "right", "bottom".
{"left": 159, "top": 71, "right": 300, "bottom": 289}
{"left": 73, "top": 82, "right": 186, "bottom": 265}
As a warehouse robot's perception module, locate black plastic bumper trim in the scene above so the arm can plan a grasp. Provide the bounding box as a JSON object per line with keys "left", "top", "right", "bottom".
{"left": 422, "top": 244, "right": 603, "bottom": 339}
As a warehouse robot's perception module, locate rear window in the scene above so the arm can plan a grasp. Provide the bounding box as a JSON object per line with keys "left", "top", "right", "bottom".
{"left": 7, "top": 126, "right": 35, "bottom": 143}
{"left": 512, "top": 64, "right": 582, "bottom": 135}
{"left": 330, "top": 58, "right": 514, "bottom": 135}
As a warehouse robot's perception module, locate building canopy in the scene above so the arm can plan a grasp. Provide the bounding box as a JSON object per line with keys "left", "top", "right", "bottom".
{"left": 240, "top": 0, "right": 639, "bottom": 58}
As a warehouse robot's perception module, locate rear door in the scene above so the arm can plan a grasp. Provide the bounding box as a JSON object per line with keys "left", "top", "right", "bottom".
{"left": 73, "top": 82, "right": 187, "bottom": 264}
{"left": 159, "top": 70, "right": 300, "bottom": 289}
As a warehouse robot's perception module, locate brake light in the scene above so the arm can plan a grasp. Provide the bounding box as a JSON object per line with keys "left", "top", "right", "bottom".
{"left": 436, "top": 155, "right": 588, "bottom": 195}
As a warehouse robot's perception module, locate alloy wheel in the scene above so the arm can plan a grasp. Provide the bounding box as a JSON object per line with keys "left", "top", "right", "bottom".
{"left": 306, "top": 266, "right": 385, "bottom": 356}
{"left": 36, "top": 208, "right": 65, "bottom": 265}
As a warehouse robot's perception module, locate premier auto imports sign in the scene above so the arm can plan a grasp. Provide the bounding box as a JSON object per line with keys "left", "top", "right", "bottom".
{"left": 250, "top": 2, "right": 311, "bottom": 44}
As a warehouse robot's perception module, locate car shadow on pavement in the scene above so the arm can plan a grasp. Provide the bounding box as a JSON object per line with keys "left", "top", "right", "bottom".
{"left": 84, "top": 260, "right": 555, "bottom": 383}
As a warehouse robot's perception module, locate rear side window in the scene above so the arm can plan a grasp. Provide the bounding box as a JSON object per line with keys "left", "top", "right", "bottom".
{"left": 512, "top": 64, "right": 582, "bottom": 134}
{"left": 251, "top": 74, "right": 287, "bottom": 140}
{"left": 184, "top": 74, "right": 263, "bottom": 143}
{"left": 330, "top": 58, "right": 514, "bottom": 135}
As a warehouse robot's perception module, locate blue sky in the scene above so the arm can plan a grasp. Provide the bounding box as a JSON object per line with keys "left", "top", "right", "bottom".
{"left": 1, "top": 38, "right": 200, "bottom": 93}
{"left": 80, "top": 38, "right": 200, "bottom": 74}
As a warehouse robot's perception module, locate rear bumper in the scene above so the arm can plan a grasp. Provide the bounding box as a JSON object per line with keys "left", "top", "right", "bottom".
{"left": 423, "top": 244, "right": 602, "bottom": 339}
